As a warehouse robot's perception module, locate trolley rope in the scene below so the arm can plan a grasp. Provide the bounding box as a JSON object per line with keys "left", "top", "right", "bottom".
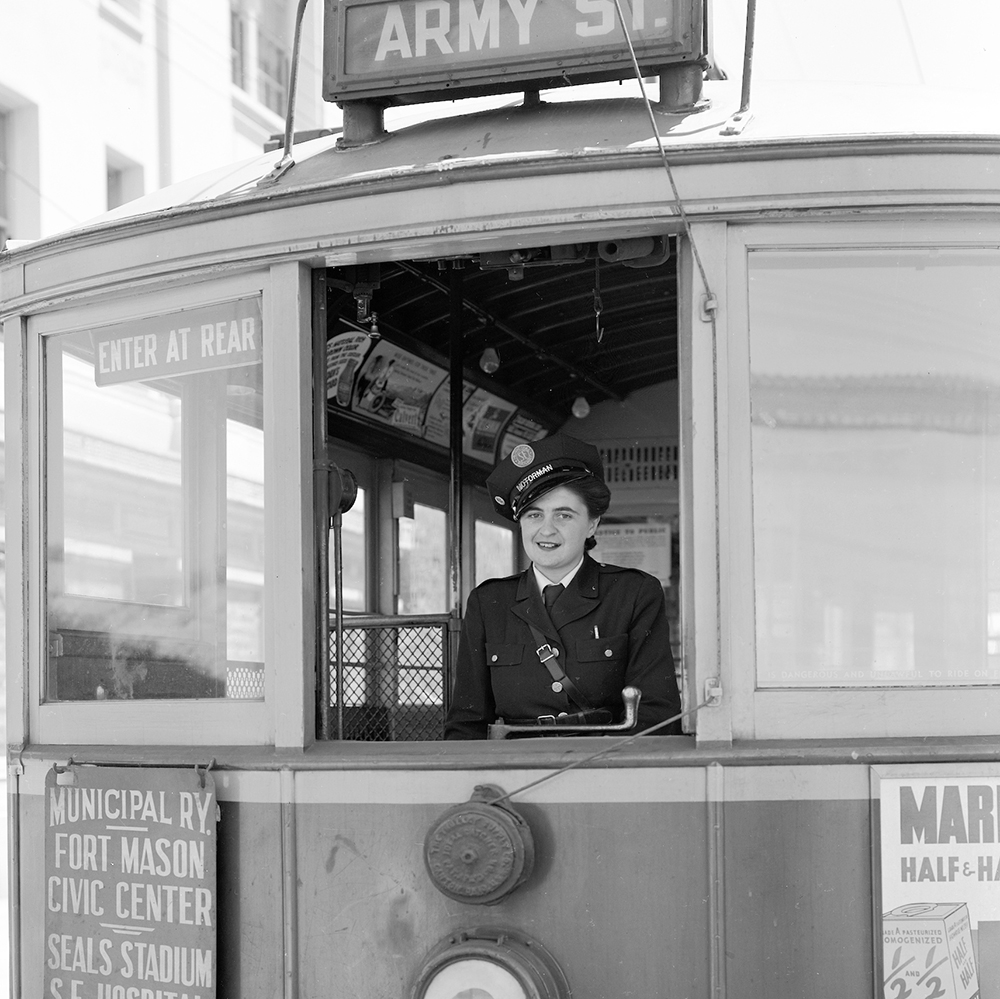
{"left": 610, "top": 0, "right": 716, "bottom": 310}
{"left": 492, "top": 698, "right": 713, "bottom": 805}
{"left": 594, "top": 0, "right": 724, "bottom": 762}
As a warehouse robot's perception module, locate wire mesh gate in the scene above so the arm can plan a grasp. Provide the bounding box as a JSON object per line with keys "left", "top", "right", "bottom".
{"left": 326, "top": 614, "right": 454, "bottom": 740}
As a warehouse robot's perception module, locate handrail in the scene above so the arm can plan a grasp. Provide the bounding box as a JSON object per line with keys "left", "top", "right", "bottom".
{"left": 328, "top": 613, "right": 455, "bottom": 629}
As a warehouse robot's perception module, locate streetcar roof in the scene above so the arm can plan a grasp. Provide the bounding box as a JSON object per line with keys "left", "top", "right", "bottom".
{"left": 4, "top": 78, "right": 1000, "bottom": 422}
{"left": 9, "top": 77, "right": 1000, "bottom": 250}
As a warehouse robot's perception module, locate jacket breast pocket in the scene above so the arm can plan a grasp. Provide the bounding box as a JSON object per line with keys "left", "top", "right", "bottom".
{"left": 486, "top": 643, "right": 525, "bottom": 667}
{"left": 576, "top": 634, "right": 628, "bottom": 664}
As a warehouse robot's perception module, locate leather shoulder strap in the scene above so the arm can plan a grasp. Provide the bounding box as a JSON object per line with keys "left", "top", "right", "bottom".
{"left": 526, "top": 621, "right": 597, "bottom": 712}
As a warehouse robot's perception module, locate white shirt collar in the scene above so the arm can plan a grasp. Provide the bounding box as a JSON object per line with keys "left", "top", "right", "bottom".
{"left": 532, "top": 556, "right": 585, "bottom": 595}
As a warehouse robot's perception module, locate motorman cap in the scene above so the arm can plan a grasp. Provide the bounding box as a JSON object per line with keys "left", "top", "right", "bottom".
{"left": 486, "top": 434, "right": 605, "bottom": 521}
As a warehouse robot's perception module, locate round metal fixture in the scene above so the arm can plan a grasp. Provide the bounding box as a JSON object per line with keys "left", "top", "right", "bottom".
{"left": 424, "top": 785, "right": 534, "bottom": 905}
{"left": 479, "top": 347, "right": 501, "bottom": 374}
{"left": 410, "top": 928, "right": 570, "bottom": 999}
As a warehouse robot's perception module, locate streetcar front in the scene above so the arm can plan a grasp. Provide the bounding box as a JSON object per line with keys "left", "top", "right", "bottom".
{"left": 4, "top": 3, "right": 1000, "bottom": 998}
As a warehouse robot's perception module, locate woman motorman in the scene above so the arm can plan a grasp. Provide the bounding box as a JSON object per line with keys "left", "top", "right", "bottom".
{"left": 444, "top": 434, "right": 682, "bottom": 739}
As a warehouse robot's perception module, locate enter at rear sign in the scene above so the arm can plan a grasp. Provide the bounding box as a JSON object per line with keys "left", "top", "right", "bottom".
{"left": 92, "top": 298, "right": 262, "bottom": 387}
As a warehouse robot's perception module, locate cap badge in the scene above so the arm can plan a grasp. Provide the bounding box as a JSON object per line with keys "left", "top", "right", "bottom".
{"left": 510, "top": 444, "right": 535, "bottom": 468}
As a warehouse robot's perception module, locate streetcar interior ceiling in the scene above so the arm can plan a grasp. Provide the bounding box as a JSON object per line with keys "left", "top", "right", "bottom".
{"left": 322, "top": 235, "right": 679, "bottom": 462}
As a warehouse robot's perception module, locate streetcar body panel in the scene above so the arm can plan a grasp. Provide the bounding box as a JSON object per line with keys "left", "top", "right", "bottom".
{"left": 16, "top": 754, "right": 877, "bottom": 999}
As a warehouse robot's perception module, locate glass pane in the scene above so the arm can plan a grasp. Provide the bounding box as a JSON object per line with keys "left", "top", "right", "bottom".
{"left": 45, "top": 309, "right": 264, "bottom": 701}
{"left": 330, "top": 487, "right": 367, "bottom": 611}
{"left": 0, "top": 339, "right": 5, "bottom": 725}
{"left": 397, "top": 503, "right": 447, "bottom": 614}
{"left": 227, "top": 417, "right": 264, "bottom": 662}
{"left": 56, "top": 352, "right": 185, "bottom": 606}
{"left": 256, "top": 29, "right": 288, "bottom": 115}
{"left": 475, "top": 519, "right": 514, "bottom": 585}
{"left": 0, "top": 112, "right": 8, "bottom": 221}
{"left": 230, "top": 10, "right": 246, "bottom": 89}
{"left": 749, "top": 247, "right": 1000, "bottom": 688}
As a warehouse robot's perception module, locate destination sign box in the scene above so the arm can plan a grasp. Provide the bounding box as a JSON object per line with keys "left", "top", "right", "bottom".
{"left": 323, "top": 0, "right": 702, "bottom": 103}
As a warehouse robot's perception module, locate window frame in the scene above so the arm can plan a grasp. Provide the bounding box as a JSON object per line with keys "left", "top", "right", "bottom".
{"left": 106, "top": 147, "right": 144, "bottom": 211}
{"left": 389, "top": 461, "right": 451, "bottom": 617}
{"left": 0, "top": 109, "right": 8, "bottom": 244}
{"left": 22, "top": 266, "right": 311, "bottom": 747}
{"left": 720, "top": 219, "right": 1000, "bottom": 741}
{"left": 230, "top": 5, "right": 247, "bottom": 90}
{"left": 469, "top": 487, "right": 520, "bottom": 588}
{"left": 255, "top": 24, "right": 290, "bottom": 117}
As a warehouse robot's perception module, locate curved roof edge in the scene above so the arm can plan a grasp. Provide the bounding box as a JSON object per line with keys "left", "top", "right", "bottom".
{"left": 2, "top": 79, "right": 999, "bottom": 272}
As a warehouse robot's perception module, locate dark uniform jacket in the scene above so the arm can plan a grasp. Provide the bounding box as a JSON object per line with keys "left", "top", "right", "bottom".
{"left": 444, "top": 554, "right": 682, "bottom": 739}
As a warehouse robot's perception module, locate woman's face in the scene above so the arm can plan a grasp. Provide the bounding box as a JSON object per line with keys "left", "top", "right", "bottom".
{"left": 518, "top": 485, "right": 599, "bottom": 581}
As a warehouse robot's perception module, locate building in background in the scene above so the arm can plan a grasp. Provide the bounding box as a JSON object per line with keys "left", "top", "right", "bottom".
{"left": 0, "top": 0, "right": 337, "bottom": 247}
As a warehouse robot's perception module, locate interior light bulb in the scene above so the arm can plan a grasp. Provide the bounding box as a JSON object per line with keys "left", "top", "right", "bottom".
{"left": 479, "top": 347, "right": 500, "bottom": 374}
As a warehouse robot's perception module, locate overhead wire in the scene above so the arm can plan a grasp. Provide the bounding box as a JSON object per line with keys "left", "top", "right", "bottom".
{"left": 609, "top": 0, "right": 715, "bottom": 309}
{"left": 1, "top": 161, "right": 86, "bottom": 232}
{"left": 608, "top": 0, "right": 725, "bottom": 751}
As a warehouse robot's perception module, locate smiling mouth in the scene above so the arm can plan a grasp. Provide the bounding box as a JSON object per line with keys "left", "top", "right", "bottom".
{"left": 535, "top": 541, "right": 560, "bottom": 549}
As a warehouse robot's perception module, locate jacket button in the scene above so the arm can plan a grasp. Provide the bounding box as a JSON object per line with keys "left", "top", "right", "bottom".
{"left": 604, "top": 649, "right": 613, "bottom": 657}
{"left": 491, "top": 655, "right": 498, "bottom": 662}
{"left": 551, "top": 681, "right": 563, "bottom": 693}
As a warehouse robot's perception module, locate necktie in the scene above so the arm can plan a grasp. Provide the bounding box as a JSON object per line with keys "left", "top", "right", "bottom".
{"left": 544, "top": 583, "right": 564, "bottom": 610}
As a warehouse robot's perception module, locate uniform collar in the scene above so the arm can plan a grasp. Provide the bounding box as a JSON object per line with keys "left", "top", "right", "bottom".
{"left": 514, "top": 555, "right": 601, "bottom": 640}
{"left": 531, "top": 557, "right": 585, "bottom": 595}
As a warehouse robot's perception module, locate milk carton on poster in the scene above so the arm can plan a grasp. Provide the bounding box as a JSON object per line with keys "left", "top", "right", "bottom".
{"left": 883, "top": 903, "right": 979, "bottom": 999}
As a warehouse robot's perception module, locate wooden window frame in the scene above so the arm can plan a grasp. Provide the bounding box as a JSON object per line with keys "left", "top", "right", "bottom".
{"left": 707, "top": 219, "right": 1000, "bottom": 742}
{"left": 16, "top": 265, "right": 313, "bottom": 747}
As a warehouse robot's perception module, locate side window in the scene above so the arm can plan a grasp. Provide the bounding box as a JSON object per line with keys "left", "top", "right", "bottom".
{"left": 749, "top": 247, "right": 1000, "bottom": 689}
{"left": 0, "top": 110, "right": 8, "bottom": 246}
{"left": 333, "top": 486, "right": 367, "bottom": 611}
{"left": 325, "top": 444, "right": 373, "bottom": 614}
{"left": 226, "top": 415, "right": 264, "bottom": 664}
{"left": 106, "top": 147, "right": 144, "bottom": 211}
{"left": 397, "top": 496, "right": 449, "bottom": 615}
{"left": 474, "top": 518, "right": 516, "bottom": 585}
{"left": 473, "top": 485, "right": 517, "bottom": 585}
{"left": 229, "top": 0, "right": 292, "bottom": 115}
{"left": 325, "top": 464, "right": 450, "bottom": 741}
{"left": 44, "top": 302, "right": 264, "bottom": 701}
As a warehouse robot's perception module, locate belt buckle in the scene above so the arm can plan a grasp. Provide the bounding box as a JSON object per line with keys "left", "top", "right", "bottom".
{"left": 536, "top": 714, "right": 557, "bottom": 725}
{"left": 536, "top": 643, "right": 557, "bottom": 663}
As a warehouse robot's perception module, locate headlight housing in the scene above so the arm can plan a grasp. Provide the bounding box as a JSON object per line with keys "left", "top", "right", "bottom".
{"left": 411, "top": 928, "right": 570, "bottom": 999}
